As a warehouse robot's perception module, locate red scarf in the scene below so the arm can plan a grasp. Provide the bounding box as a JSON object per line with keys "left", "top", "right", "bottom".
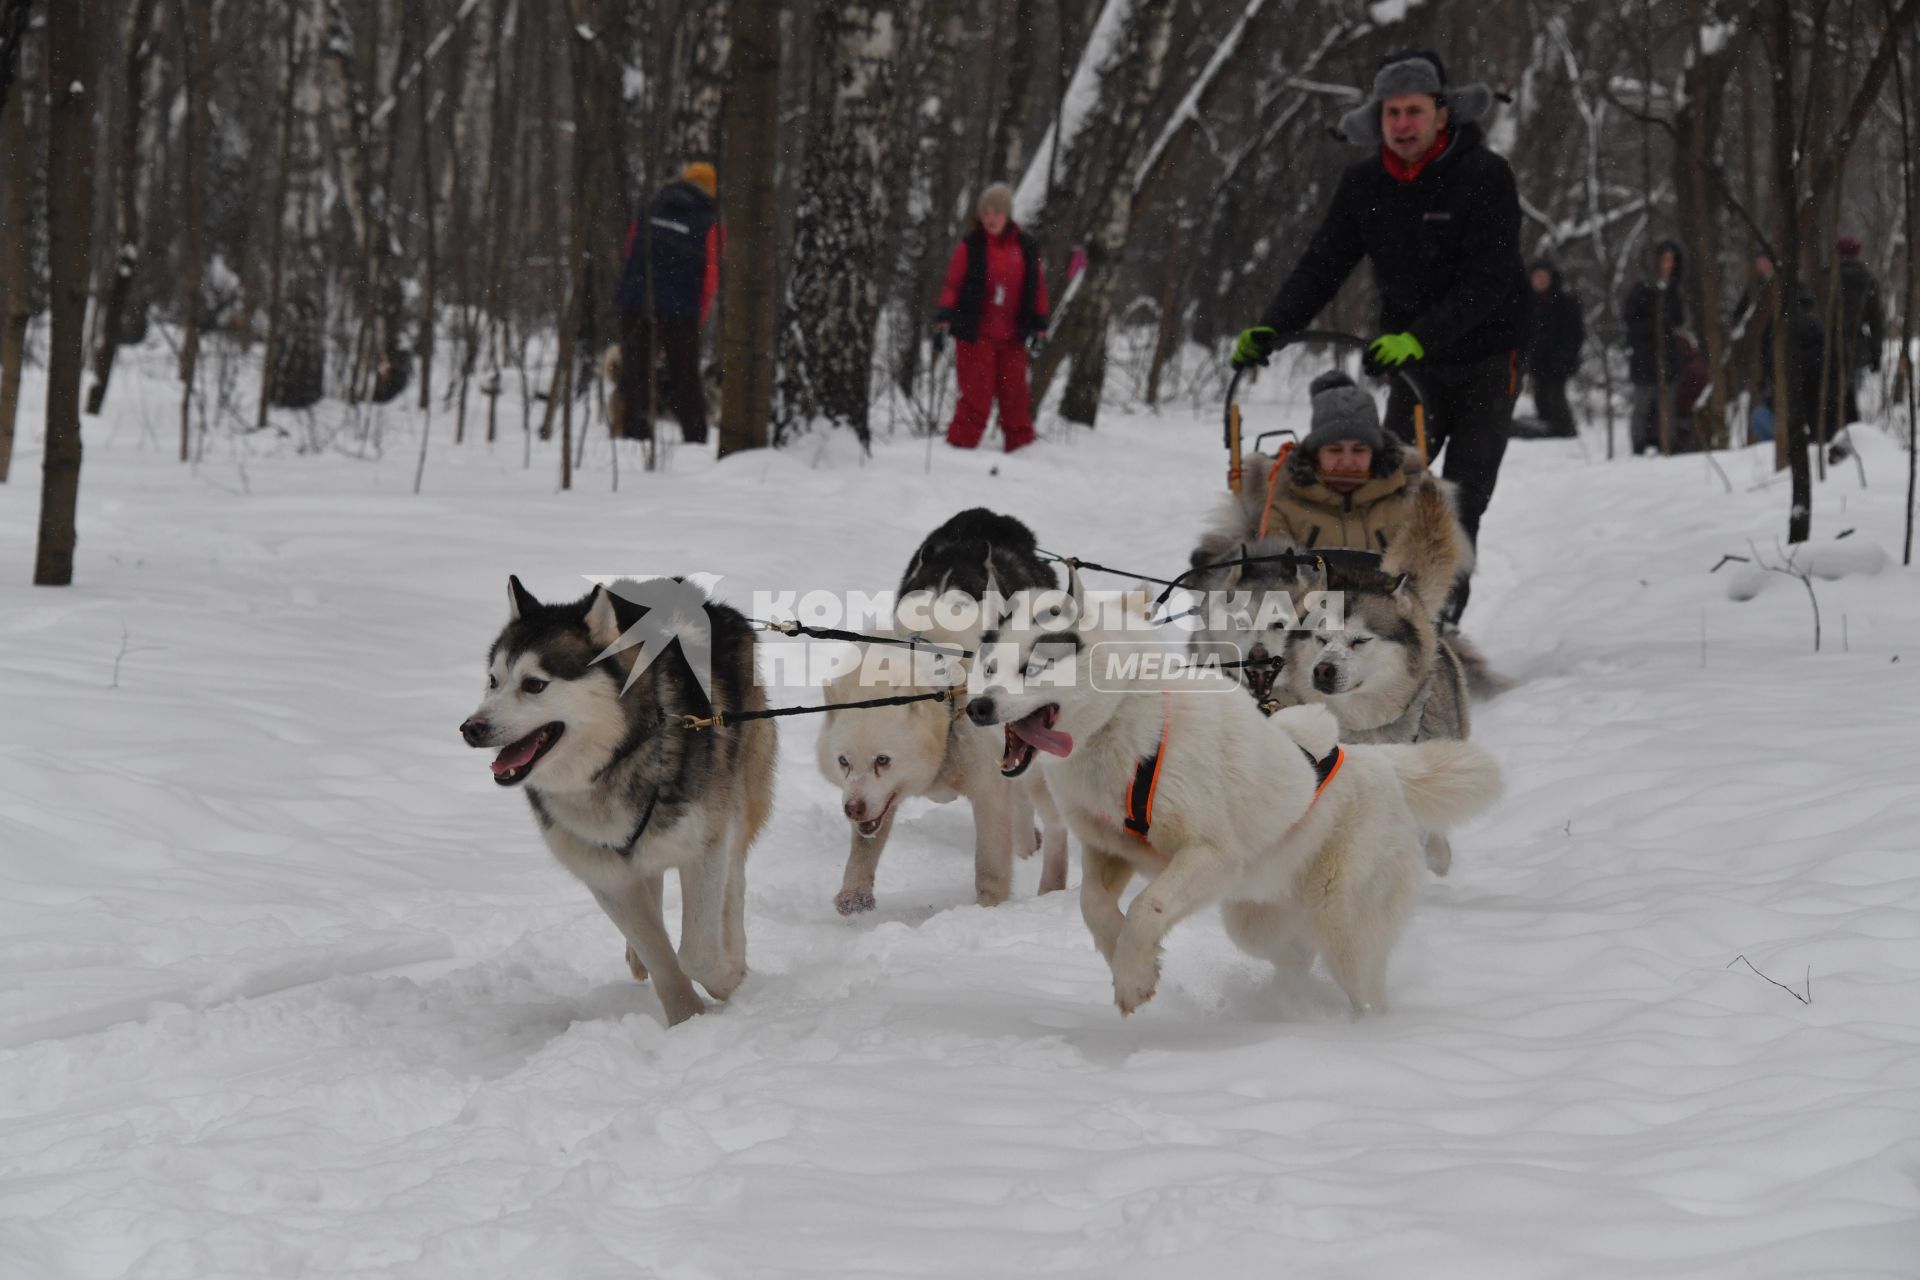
{"left": 1382, "top": 129, "right": 1450, "bottom": 184}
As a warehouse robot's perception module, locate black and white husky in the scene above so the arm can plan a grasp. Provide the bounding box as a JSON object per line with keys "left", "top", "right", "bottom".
{"left": 461, "top": 576, "right": 777, "bottom": 1026}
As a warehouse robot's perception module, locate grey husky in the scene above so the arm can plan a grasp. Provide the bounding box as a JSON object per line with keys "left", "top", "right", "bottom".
{"left": 460, "top": 576, "right": 777, "bottom": 1026}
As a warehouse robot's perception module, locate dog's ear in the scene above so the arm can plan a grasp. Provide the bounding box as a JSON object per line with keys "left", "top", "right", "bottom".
{"left": 1293, "top": 557, "right": 1329, "bottom": 595}
{"left": 1066, "top": 560, "right": 1085, "bottom": 621}
{"left": 508, "top": 574, "right": 540, "bottom": 620}
{"left": 583, "top": 584, "right": 624, "bottom": 649}
{"left": 1390, "top": 572, "right": 1413, "bottom": 601}
{"left": 1223, "top": 543, "right": 1246, "bottom": 592}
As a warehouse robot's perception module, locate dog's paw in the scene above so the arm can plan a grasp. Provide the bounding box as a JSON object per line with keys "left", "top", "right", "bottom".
{"left": 976, "top": 885, "right": 1010, "bottom": 908}
{"left": 625, "top": 945, "right": 649, "bottom": 983}
{"left": 1039, "top": 863, "right": 1068, "bottom": 895}
{"left": 1110, "top": 948, "right": 1162, "bottom": 1016}
{"left": 1018, "top": 826, "right": 1042, "bottom": 859}
{"left": 662, "top": 994, "right": 707, "bottom": 1027}
{"left": 692, "top": 963, "right": 745, "bottom": 1003}
{"left": 835, "top": 886, "right": 876, "bottom": 916}
{"left": 1423, "top": 832, "right": 1453, "bottom": 876}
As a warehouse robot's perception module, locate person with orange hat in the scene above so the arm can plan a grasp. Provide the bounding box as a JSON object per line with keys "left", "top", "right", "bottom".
{"left": 614, "top": 162, "right": 723, "bottom": 443}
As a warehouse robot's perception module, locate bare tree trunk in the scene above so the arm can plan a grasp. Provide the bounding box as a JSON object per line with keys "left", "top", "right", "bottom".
{"left": 717, "top": 0, "right": 781, "bottom": 458}
{"left": 0, "top": 24, "right": 32, "bottom": 483}
{"left": 258, "top": 1, "right": 299, "bottom": 426}
{"left": 669, "top": 0, "right": 728, "bottom": 163}
{"left": 415, "top": 0, "right": 437, "bottom": 416}
{"left": 0, "top": 0, "right": 33, "bottom": 122}
{"left": 84, "top": 0, "right": 159, "bottom": 417}
{"left": 987, "top": 0, "right": 1035, "bottom": 180}
{"left": 1772, "top": 0, "right": 1812, "bottom": 543}
{"left": 173, "top": 0, "right": 211, "bottom": 461}
{"left": 34, "top": 0, "right": 95, "bottom": 586}
{"left": 1035, "top": 0, "right": 1175, "bottom": 425}
{"left": 775, "top": 0, "right": 908, "bottom": 446}
{"left": 1674, "top": 1, "right": 1743, "bottom": 448}
{"left": 1897, "top": 25, "right": 1916, "bottom": 564}
{"left": 565, "top": 0, "right": 630, "bottom": 399}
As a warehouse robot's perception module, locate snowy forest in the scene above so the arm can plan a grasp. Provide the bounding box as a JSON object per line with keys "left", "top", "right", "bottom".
{"left": 6, "top": 4, "right": 1920, "bottom": 1274}
{"left": 3, "top": 0, "right": 1919, "bottom": 581}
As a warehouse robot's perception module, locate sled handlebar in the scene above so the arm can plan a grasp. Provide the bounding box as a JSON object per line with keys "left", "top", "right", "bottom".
{"left": 1223, "top": 330, "right": 1431, "bottom": 490}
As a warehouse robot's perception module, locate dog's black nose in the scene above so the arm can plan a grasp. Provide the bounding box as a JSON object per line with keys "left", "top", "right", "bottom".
{"left": 460, "top": 717, "right": 490, "bottom": 747}
{"left": 1313, "top": 664, "right": 1338, "bottom": 691}
{"left": 966, "top": 696, "right": 998, "bottom": 727}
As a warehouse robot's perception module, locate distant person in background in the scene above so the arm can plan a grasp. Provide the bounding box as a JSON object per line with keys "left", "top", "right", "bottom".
{"left": 1732, "top": 253, "right": 1779, "bottom": 442}
{"left": 935, "top": 184, "right": 1051, "bottom": 454}
{"left": 1834, "top": 235, "right": 1884, "bottom": 422}
{"left": 1519, "top": 260, "right": 1583, "bottom": 438}
{"left": 614, "top": 162, "right": 722, "bottom": 443}
{"left": 1733, "top": 252, "right": 1831, "bottom": 447}
{"left": 1622, "top": 238, "right": 1685, "bottom": 454}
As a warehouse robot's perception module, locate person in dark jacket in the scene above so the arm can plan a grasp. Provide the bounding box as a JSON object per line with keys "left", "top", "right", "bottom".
{"left": 1733, "top": 253, "right": 1834, "bottom": 446}
{"left": 935, "top": 184, "right": 1051, "bottom": 452}
{"left": 1231, "top": 49, "right": 1528, "bottom": 625}
{"left": 1835, "top": 235, "right": 1884, "bottom": 421}
{"left": 1622, "top": 238, "right": 1686, "bottom": 453}
{"left": 1522, "top": 260, "right": 1583, "bottom": 438}
{"left": 614, "top": 162, "right": 723, "bottom": 443}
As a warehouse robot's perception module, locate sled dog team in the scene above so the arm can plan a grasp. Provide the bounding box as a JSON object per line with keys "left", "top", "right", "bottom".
{"left": 461, "top": 490, "right": 1504, "bottom": 1028}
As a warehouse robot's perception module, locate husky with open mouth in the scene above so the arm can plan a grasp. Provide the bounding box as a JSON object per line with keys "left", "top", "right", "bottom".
{"left": 816, "top": 507, "right": 1068, "bottom": 915}
{"left": 966, "top": 571, "right": 1502, "bottom": 1018}
{"left": 460, "top": 576, "right": 776, "bottom": 1026}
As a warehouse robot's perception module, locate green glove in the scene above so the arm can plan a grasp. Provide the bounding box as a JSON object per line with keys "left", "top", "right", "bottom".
{"left": 1232, "top": 326, "right": 1280, "bottom": 369}
{"left": 1367, "top": 332, "right": 1425, "bottom": 367}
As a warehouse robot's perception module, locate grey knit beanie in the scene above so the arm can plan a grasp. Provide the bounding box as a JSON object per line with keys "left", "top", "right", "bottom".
{"left": 1300, "top": 371, "right": 1385, "bottom": 455}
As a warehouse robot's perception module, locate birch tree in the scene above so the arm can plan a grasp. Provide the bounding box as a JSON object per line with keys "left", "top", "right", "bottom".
{"left": 1028, "top": 0, "right": 1175, "bottom": 427}
{"left": 774, "top": 0, "right": 909, "bottom": 447}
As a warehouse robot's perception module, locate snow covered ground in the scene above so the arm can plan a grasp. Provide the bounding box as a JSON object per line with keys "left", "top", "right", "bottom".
{"left": 2, "top": 350, "right": 1918, "bottom": 1277}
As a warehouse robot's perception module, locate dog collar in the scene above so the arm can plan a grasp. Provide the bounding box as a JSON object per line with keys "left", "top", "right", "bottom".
{"left": 1121, "top": 694, "right": 1343, "bottom": 841}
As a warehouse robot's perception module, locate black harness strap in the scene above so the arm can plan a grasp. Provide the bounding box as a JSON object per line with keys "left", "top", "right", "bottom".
{"left": 613, "top": 790, "right": 662, "bottom": 858}
{"left": 1123, "top": 718, "right": 1343, "bottom": 843}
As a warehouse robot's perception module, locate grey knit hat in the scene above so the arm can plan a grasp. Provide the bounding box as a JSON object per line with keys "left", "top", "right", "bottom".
{"left": 1337, "top": 51, "right": 1496, "bottom": 145}
{"left": 1289, "top": 371, "right": 1402, "bottom": 484}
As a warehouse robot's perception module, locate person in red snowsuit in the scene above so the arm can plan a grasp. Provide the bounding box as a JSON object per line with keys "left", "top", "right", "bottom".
{"left": 935, "top": 184, "right": 1051, "bottom": 453}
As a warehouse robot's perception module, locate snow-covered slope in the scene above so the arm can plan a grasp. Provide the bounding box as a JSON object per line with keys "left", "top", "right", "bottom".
{"left": 2, "top": 361, "right": 1917, "bottom": 1278}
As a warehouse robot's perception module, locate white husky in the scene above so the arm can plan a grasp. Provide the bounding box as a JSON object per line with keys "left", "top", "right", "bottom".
{"left": 964, "top": 574, "right": 1502, "bottom": 1016}
{"left": 817, "top": 644, "right": 1068, "bottom": 914}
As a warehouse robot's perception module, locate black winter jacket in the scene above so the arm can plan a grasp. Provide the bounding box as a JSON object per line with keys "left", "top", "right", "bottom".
{"left": 1524, "top": 265, "right": 1584, "bottom": 381}
{"left": 1257, "top": 123, "right": 1529, "bottom": 365}
{"left": 1622, "top": 240, "right": 1686, "bottom": 386}
{"left": 615, "top": 180, "right": 718, "bottom": 318}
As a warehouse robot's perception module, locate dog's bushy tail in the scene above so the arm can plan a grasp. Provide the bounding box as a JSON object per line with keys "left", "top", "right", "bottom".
{"left": 1377, "top": 739, "right": 1503, "bottom": 831}
{"left": 1445, "top": 631, "right": 1513, "bottom": 699}
{"left": 1383, "top": 479, "right": 1473, "bottom": 616}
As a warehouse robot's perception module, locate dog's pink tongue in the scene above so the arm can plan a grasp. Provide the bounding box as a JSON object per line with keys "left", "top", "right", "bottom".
{"left": 490, "top": 735, "right": 542, "bottom": 776}
{"left": 1011, "top": 712, "right": 1073, "bottom": 758}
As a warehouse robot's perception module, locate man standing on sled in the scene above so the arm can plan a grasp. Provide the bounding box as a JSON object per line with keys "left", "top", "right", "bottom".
{"left": 1232, "top": 51, "right": 1528, "bottom": 626}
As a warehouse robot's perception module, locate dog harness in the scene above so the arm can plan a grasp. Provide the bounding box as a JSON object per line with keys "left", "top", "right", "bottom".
{"left": 1121, "top": 692, "right": 1344, "bottom": 842}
